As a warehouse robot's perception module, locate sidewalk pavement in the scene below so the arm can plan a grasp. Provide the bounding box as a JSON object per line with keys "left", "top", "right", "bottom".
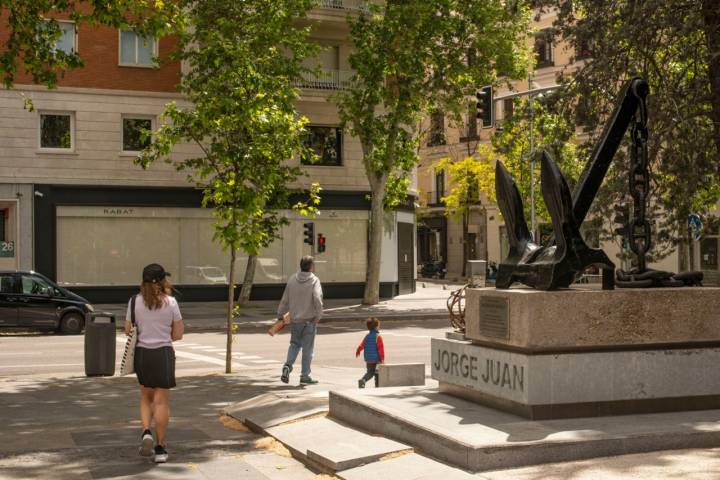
{"left": 96, "top": 280, "right": 464, "bottom": 332}
{"left": 3, "top": 364, "right": 720, "bottom": 479}
{"left": 0, "top": 365, "right": 361, "bottom": 480}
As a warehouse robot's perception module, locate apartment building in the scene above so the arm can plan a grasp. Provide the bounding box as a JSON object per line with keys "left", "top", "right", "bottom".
{"left": 0, "top": 1, "right": 416, "bottom": 302}
{"left": 417, "top": 8, "right": 717, "bottom": 281}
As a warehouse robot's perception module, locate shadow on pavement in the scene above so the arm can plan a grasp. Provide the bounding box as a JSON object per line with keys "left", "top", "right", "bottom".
{"left": 0, "top": 372, "right": 321, "bottom": 479}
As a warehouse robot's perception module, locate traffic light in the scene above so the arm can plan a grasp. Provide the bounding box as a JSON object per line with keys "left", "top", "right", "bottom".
{"left": 317, "top": 233, "right": 326, "bottom": 253}
{"left": 475, "top": 86, "right": 493, "bottom": 128}
{"left": 303, "top": 222, "right": 314, "bottom": 246}
{"left": 612, "top": 203, "right": 630, "bottom": 238}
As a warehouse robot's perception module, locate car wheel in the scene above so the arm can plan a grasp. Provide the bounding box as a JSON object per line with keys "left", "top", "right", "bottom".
{"left": 60, "top": 313, "right": 84, "bottom": 335}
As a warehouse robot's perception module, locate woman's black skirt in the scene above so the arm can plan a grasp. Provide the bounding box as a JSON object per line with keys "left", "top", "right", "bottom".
{"left": 134, "top": 346, "right": 176, "bottom": 389}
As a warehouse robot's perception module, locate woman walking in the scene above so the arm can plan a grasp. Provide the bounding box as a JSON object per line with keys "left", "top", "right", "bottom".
{"left": 124, "top": 263, "right": 184, "bottom": 463}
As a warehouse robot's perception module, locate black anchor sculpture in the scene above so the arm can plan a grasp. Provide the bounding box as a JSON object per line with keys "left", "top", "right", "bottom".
{"left": 494, "top": 76, "right": 702, "bottom": 290}
{"left": 495, "top": 153, "right": 615, "bottom": 290}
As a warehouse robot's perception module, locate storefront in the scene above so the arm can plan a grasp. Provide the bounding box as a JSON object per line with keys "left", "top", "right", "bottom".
{"left": 34, "top": 185, "right": 413, "bottom": 302}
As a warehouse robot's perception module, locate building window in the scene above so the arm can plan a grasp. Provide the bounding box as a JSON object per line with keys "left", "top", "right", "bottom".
{"left": 122, "top": 117, "right": 153, "bottom": 152}
{"left": 55, "top": 21, "right": 76, "bottom": 54}
{"left": 428, "top": 111, "right": 446, "bottom": 147}
{"left": 39, "top": 112, "right": 73, "bottom": 150}
{"left": 534, "top": 30, "right": 554, "bottom": 68}
{"left": 302, "top": 126, "right": 342, "bottom": 166}
{"left": 119, "top": 30, "right": 157, "bottom": 67}
{"left": 434, "top": 170, "right": 445, "bottom": 204}
{"left": 576, "top": 38, "right": 592, "bottom": 60}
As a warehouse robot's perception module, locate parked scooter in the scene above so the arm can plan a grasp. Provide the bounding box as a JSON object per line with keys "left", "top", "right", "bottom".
{"left": 420, "top": 260, "right": 447, "bottom": 279}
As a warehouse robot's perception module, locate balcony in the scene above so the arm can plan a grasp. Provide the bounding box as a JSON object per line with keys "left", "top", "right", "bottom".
{"left": 314, "top": 0, "right": 368, "bottom": 12}
{"left": 294, "top": 69, "right": 354, "bottom": 91}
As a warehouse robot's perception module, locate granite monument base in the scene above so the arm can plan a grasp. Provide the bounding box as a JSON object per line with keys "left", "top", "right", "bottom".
{"left": 437, "top": 286, "right": 720, "bottom": 419}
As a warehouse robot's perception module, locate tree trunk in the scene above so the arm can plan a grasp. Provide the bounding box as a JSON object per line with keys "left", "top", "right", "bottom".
{"left": 238, "top": 254, "right": 257, "bottom": 305}
{"left": 363, "top": 176, "right": 387, "bottom": 305}
{"left": 702, "top": 0, "right": 720, "bottom": 166}
{"left": 225, "top": 248, "right": 236, "bottom": 374}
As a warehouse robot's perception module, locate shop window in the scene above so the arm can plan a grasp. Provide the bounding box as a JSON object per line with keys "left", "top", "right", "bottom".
{"left": 55, "top": 206, "right": 368, "bottom": 286}
{"left": 119, "top": 30, "right": 157, "bottom": 67}
{"left": 122, "top": 117, "right": 153, "bottom": 152}
{"left": 54, "top": 21, "right": 76, "bottom": 54}
{"left": 428, "top": 111, "right": 446, "bottom": 146}
{"left": 0, "top": 213, "right": 5, "bottom": 242}
{"left": 302, "top": 126, "right": 342, "bottom": 166}
{"left": 534, "top": 30, "right": 554, "bottom": 68}
{"left": 39, "top": 112, "right": 73, "bottom": 150}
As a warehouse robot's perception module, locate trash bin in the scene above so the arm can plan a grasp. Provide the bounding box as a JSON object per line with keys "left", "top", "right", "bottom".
{"left": 84, "top": 312, "right": 116, "bottom": 376}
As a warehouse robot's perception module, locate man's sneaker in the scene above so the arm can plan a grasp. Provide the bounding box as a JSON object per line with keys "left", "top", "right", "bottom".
{"left": 154, "top": 445, "right": 168, "bottom": 463}
{"left": 139, "top": 429, "right": 154, "bottom": 457}
{"left": 300, "top": 376, "right": 319, "bottom": 385}
{"left": 281, "top": 364, "right": 292, "bottom": 384}
{"left": 358, "top": 379, "right": 366, "bottom": 389}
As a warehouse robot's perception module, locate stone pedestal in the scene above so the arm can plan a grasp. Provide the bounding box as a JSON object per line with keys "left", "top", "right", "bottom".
{"left": 434, "top": 286, "right": 720, "bottom": 419}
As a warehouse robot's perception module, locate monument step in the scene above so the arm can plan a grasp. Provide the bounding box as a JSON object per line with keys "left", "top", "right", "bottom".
{"left": 265, "top": 416, "right": 412, "bottom": 472}
{"left": 222, "top": 392, "right": 328, "bottom": 432}
{"left": 337, "top": 453, "right": 476, "bottom": 480}
{"left": 328, "top": 386, "right": 720, "bottom": 472}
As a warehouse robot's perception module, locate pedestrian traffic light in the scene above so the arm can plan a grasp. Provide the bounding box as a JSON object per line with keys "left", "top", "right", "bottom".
{"left": 317, "top": 233, "right": 326, "bottom": 253}
{"left": 303, "top": 222, "right": 314, "bottom": 246}
{"left": 613, "top": 203, "right": 630, "bottom": 238}
{"left": 476, "top": 86, "right": 493, "bottom": 128}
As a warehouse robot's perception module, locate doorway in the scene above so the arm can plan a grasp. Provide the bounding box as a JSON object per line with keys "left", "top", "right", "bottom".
{"left": 398, "top": 222, "right": 415, "bottom": 294}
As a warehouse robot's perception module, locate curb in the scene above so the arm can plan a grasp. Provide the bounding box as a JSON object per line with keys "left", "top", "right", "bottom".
{"left": 111, "top": 312, "right": 449, "bottom": 332}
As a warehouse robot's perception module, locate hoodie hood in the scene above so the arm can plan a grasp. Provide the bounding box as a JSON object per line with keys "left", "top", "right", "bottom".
{"left": 296, "top": 271, "right": 315, "bottom": 283}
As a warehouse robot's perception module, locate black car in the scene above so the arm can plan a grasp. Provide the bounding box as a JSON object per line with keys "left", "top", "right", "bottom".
{"left": 0, "top": 270, "right": 94, "bottom": 334}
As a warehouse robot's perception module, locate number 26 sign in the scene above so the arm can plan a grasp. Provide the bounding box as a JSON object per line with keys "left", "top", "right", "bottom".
{"left": 0, "top": 241, "right": 14, "bottom": 258}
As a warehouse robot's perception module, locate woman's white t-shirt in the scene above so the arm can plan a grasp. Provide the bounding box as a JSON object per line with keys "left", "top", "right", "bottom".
{"left": 126, "top": 294, "right": 182, "bottom": 349}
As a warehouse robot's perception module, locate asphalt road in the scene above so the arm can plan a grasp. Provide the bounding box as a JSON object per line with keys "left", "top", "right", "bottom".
{"left": 0, "top": 319, "right": 452, "bottom": 378}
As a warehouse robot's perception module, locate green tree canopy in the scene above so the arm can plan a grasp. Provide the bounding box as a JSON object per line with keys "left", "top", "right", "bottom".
{"left": 539, "top": 0, "right": 720, "bottom": 267}
{"left": 478, "top": 96, "right": 581, "bottom": 225}
{"left": 137, "top": 0, "right": 319, "bottom": 372}
{"left": 336, "top": 0, "right": 530, "bottom": 303}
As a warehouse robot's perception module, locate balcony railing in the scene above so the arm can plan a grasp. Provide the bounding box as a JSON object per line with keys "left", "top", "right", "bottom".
{"left": 424, "top": 191, "right": 444, "bottom": 206}
{"left": 294, "top": 69, "right": 354, "bottom": 90}
{"left": 315, "top": 0, "right": 368, "bottom": 12}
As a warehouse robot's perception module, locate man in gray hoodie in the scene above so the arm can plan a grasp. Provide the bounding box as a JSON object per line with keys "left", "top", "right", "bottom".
{"left": 278, "top": 256, "right": 323, "bottom": 384}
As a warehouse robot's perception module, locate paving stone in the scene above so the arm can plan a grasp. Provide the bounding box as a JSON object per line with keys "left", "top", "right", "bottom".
{"left": 337, "top": 453, "right": 475, "bottom": 480}
{"left": 266, "top": 416, "right": 411, "bottom": 471}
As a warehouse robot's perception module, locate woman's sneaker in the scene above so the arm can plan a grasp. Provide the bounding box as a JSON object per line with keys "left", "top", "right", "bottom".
{"left": 154, "top": 445, "right": 168, "bottom": 463}
{"left": 139, "top": 429, "right": 154, "bottom": 457}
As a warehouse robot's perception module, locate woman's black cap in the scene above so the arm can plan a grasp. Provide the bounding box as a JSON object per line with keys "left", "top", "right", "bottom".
{"left": 142, "top": 263, "right": 171, "bottom": 283}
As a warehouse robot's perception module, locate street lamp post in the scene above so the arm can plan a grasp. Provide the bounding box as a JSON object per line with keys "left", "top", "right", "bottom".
{"left": 529, "top": 88, "right": 536, "bottom": 242}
